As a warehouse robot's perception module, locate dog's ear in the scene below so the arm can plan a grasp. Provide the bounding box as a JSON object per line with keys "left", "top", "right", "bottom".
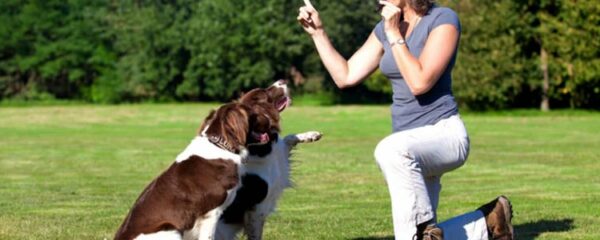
{"left": 198, "top": 109, "right": 217, "bottom": 135}
{"left": 205, "top": 103, "right": 250, "bottom": 152}
{"left": 221, "top": 104, "right": 251, "bottom": 151}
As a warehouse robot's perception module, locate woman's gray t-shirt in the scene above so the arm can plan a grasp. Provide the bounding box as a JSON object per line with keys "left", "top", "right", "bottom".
{"left": 373, "top": 6, "right": 461, "bottom": 132}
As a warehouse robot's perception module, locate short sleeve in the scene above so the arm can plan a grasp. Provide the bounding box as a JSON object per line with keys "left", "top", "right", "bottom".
{"left": 373, "top": 20, "right": 387, "bottom": 43}
{"left": 430, "top": 7, "right": 461, "bottom": 33}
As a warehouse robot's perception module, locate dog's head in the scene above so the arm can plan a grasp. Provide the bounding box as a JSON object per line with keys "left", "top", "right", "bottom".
{"left": 237, "top": 80, "right": 291, "bottom": 156}
{"left": 239, "top": 80, "right": 291, "bottom": 113}
{"left": 200, "top": 102, "right": 273, "bottom": 154}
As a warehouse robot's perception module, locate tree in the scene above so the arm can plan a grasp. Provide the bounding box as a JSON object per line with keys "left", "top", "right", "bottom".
{"left": 102, "top": 0, "right": 192, "bottom": 102}
{"left": 0, "top": 0, "right": 598, "bottom": 109}
{"left": 180, "top": 0, "right": 307, "bottom": 100}
{"left": 437, "top": 0, "right": 531, "bottom": 110}
{"left": 0, "top": 0, "right": 112, "bottom": 101}
{"left": 511, "top": 0, "right": 600, "bottom": 110}
{"left": 539, "top": 0, "right": 600, "bottom": 109}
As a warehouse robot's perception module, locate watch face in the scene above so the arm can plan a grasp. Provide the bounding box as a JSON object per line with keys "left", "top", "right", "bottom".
{"left": 390, "top": 38, "right": 405, "bottom": 47}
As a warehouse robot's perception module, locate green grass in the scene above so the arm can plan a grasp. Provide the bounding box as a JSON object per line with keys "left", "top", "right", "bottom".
{"left": 1, "top": 104, "right": 599, "bottom": 239}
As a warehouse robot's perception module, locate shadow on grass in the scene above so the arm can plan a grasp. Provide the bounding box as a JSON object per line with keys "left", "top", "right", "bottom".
{"left": 350, "top": 219, "right": 574, "bottom": 240}
{"left": 514, "top": 218, "right": 574, "bottom": 240}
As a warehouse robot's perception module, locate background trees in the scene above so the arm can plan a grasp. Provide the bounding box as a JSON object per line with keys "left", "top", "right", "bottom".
{"left": 0, "top": 0, "right": 597, "bottom": 109}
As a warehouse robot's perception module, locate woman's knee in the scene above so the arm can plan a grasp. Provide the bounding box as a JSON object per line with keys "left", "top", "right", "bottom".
{"left": 373, "top": 137, "right": 389, "bottom": 164}
{"left": 374, "top": 136, "right": 409, "bottom": 167}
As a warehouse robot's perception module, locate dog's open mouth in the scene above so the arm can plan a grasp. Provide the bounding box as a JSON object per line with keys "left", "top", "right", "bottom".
{"left": 249, "top": 131, "right": 270, "bottom": 146}
{"left": 276, "top": 97, "right": 290, "bottom": 112}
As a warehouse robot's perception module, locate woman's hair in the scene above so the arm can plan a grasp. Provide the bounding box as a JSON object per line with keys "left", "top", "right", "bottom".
{"left": 408, "top": 0, "right": 435, "bottom": 15}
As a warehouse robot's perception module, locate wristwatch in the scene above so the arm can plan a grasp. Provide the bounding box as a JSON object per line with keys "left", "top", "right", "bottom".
{"left": 390, "top": 38, "right": 406, "bottom": 47}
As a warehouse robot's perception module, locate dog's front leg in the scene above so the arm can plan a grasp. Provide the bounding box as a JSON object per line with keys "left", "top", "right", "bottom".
{"left": 243, "top": 211, "right": 266, "bottom": 240}
{"left": 192, "top": 209, "right": 223, "bottom": 240}
{"left": 283, "top": 131, "right": 322, "bottom": 147}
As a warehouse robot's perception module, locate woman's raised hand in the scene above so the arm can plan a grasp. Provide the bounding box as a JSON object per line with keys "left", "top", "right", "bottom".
{"left": 297, "top": 0, "right": 323, "bottom": 35}
{"left": 379, "top": 1, "right": 402, "bottom": 40}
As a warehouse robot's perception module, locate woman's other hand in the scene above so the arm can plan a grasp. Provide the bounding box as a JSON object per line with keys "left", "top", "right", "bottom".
{"left": 297, "top": 0, "right": 323, "bottom": 35}
{"left": 379, "top": 1, "right": 402, "bottom": 41}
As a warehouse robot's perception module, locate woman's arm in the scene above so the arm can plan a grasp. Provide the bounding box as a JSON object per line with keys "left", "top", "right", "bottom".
{"left": 380, "top": 2, "right": 460, "bottom": 95}
{"left": 298, "top": 4, "right": 383, "bottom": 89}
{"left": 388, "top": 26, "right": 459, "bottom": 95}
{"left": 311, "top": 31, "right": 383, "bottom": 89}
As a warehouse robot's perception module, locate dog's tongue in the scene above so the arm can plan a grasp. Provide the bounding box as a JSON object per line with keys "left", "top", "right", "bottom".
{"left": 259, "top": 133, "right": 270, "bottom": 143}
{"left": 276, "top": 97, "right": 290, "bottom": 112}
{"left": 253, "top": 132, "right": 270, "bottom": 143}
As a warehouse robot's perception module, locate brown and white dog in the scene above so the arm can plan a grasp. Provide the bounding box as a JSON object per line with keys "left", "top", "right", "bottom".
{"left": 114, "top": 102, "right": 275, "bottom": 240}
{"left": 215, "top": 80, "right": 322, "bottom": 240}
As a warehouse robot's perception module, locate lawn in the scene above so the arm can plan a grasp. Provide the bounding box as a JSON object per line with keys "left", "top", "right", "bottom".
{"left": 0, "top": 104, "right": 599, "bottom": 239}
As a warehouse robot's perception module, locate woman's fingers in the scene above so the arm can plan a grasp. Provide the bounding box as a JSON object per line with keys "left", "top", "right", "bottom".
{"left": 301, "top": 0, "right": 318, "bottom": 18}
{"left": 378, "top": 1, "right": 401, "bottom": 11}
{"left": 298, "top": 18, "right": 313, "bottom": 29}
{"left": 298, "top": 0, "right": 321, "bottom": 34}
{"left": 381, "top": 8, "right": 397, "bottom": 19}
{"left": 299, "top": 5, "right": 319, "bottom": 23}
{"left": 378, "top": 1, "right": 401, "bottom": 20}
{"left": 298, "top": 7, "right": 311, "bottom": 21}
{"left": 297, "top": 7, "right": 314, "bottom": 29}
{"left": 299, "top": 8, "right": 308, "bottom": 19}
{"left": 303, "top": 0, "right": 315, "bottom": 10}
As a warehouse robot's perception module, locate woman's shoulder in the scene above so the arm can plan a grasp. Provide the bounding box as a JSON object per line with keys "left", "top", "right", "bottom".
{"left": 428, "top": 5, "right": 459, "bottom": 19}
{"left": 426, "top": 5, "right": 461, "bottom": 31}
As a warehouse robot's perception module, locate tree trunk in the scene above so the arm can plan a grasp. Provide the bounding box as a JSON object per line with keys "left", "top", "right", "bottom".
{"left": 567, "top": 63, "right": 575, "bottom": 108}
{"left": 540, "top": 48, "right": 550, "bottom": 111}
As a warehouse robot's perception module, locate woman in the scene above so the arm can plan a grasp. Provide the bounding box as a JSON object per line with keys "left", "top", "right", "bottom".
{"left": 297, "top": 0, "right": 514, "bottom": 239}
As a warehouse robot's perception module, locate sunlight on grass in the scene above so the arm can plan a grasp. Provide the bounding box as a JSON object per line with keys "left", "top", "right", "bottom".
{"left": 0, "top": 105, "right": 599, "bottom": 239}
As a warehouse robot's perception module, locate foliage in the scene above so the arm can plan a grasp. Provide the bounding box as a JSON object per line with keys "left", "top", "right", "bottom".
{"left": 0, "top": 0, "right": 112, "bottom": 101}
{"left": 439, "top": 0, "right": 600, "bottom": 109}
{"left": 0, "top": 0, "right": 598, "bottom": 109}
{"left": 439, "top": 0, "right": 531, "bottom": 110}
{"left": 181, "top": 0, "right": 307, "bottom": 100}
{"left": 521, "top": 0, "right": 600, "bottom": 108}
{"left": 365, "top": 70, "right": 393, "bottom": 95}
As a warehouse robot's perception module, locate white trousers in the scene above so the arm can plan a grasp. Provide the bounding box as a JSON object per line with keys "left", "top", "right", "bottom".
{"left": 374, "top": 115, "right": 488, "bottom": 240}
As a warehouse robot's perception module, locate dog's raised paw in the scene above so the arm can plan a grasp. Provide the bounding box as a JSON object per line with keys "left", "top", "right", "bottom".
{"left": 296, "top": 131, "right": 322, "bottom": 143}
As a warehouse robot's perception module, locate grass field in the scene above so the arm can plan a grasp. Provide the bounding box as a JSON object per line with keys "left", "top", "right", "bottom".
{"left": 1, "top": 104, "right": 599, "bottom": 239}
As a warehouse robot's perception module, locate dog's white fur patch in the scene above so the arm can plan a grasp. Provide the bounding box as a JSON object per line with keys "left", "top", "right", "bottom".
{"left": 184, "top": 208, "right": 224, "bottom": 240}
{"left": 215, "top": 131, "right": 322, "bottom": 239}
{"left": 176, "top": 136, "right": 245, "bottom": 165}
{"left": 134, "top": 230, "right": 182, "bottom": 240}
{"left": 179, "top": 136, "right": 245, "bottom": 240}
